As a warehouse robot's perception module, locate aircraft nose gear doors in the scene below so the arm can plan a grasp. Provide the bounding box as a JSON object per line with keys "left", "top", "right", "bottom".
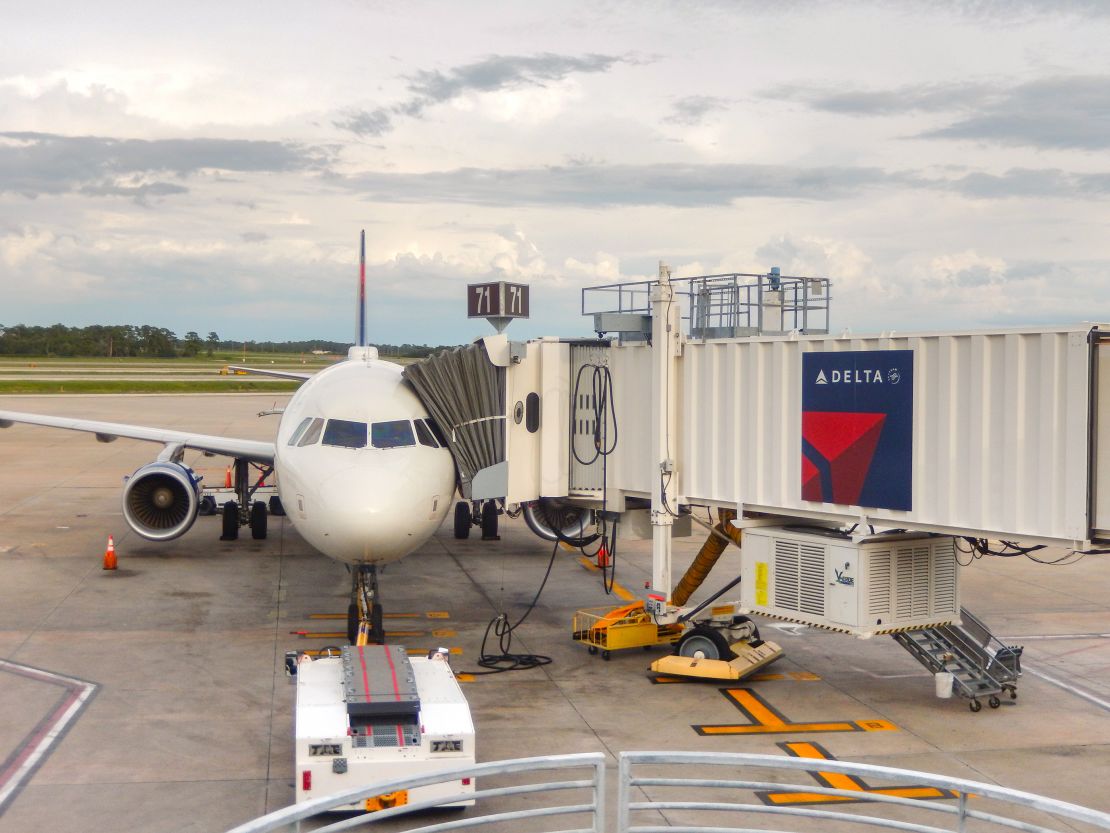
{"left": 348, "top": 564, "right": 385, "bottom": 645}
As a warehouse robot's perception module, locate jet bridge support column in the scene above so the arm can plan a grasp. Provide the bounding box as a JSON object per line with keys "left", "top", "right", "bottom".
{"left": 650, "top": 262, "right": 681, "bottom": 614}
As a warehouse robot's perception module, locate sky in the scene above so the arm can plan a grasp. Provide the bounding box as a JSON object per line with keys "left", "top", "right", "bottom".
{"left": 1, "top": 0, "right": 1108, "bottom": 345}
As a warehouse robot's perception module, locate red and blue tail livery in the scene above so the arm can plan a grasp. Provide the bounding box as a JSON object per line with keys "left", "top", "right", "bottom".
{"left": 801, "top": 350, "right": 913, "bottom": 511}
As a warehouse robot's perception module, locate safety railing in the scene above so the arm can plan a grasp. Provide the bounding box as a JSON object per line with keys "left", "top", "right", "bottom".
{"left": 581, "top": 272, "right": 832, "bottom": 338}
{"left": 617, "top": 751, "right": 1110, "bottom": 833}
{"left": 223, "top": 753, "right": 605, "bottom": 833}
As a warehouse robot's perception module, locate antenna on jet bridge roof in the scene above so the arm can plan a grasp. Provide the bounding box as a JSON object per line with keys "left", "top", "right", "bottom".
{"left": 356, "top": 229, "right": 367, "bottom": 347}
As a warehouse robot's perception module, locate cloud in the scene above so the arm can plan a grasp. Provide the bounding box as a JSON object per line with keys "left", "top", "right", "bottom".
{"left": 767, "top": 81, "right": 994, "bottom": 115}
{"left": 946, "top": 168, "right": 1110, "bottom": 198}
{"left": 665, "top": 95, "right": 730, "bottom": 125}
{"left": 920, "top": 76, "right": 1110, "bottom": 150}
{"left": 769, "top": 75, "right": 1110, "bottom": 151}
{"left": 0, "top": 132, "right": 333, "bottom": 199}
{"left": 334, "top": 52, "right": 627, "bottom": 137}
{"left": 343, "top": 162, "right": 901, "bottom": 206}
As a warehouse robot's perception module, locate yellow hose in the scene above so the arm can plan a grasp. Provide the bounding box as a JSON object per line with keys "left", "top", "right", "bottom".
{"left": 671, "top": 508, "right": 741, "bottom": 606}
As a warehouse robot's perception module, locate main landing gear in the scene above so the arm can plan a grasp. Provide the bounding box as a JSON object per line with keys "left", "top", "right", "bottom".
{"left": 348, "top": 564, "right": 385, "bottom": 646}
{"left": 453, "top": 499, "right": 500, "bottom": 541}
{"left": 216, "top": 458, "right": 275, "bottom": 542}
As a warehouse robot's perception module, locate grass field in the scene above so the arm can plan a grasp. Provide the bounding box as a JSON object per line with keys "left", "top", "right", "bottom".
{"left": 0, "top": 380, "right": 302, "bottom": 394}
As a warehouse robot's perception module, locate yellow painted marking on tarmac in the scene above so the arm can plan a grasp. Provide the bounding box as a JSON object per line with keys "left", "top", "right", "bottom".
{"left": 310, "top": 612, "right": 423, "bottom": 620}
{"left": 432, "top": 629, "right": 457, "bottom": 638}
{"left": 758, "top": 742, "right": 958, "bottom": 805}
{"left": 456, "top": 673, "right": 476, "bottom": 683}
{"left": 426, "top": 612, "right": 450, "bottom": 619}
{"left": 384, "top": 630, "right": 425, "bottom": 638}
{"left": 575, "top": 557, "right": 636, "bottom": 601}
{"left": 296, "top": 631, "right": 348, "bottom": 640}
{"left": 693, "top": 689, "right": 898, "bottom": 736}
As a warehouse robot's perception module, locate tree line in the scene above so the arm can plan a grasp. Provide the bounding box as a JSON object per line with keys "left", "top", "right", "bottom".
{"left": 0, "top": 324, "right": 456, "bottom": 359}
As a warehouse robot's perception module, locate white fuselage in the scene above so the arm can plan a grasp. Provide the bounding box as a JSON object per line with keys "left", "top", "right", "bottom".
{"left": 274, "top": 357, "right": 455, "bottom": 565}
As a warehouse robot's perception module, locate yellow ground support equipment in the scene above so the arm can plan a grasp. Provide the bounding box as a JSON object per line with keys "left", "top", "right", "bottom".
{"left": 651, "top": 630, "right": 784, "bottom": 682}
{"left": 572, "top": 602, "right": 684, "bottom": 659}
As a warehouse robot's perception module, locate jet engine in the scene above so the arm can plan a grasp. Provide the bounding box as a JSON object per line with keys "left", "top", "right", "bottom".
{"left": 122, "top": 462, "right": 202, "bottom": 541}
{"left": 522, "top": 498, "right": 598, "bottom": 547}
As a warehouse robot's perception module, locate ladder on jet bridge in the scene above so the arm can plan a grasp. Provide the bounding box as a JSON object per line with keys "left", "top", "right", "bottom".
{"left": 892, "top": 607, "right": 1023, "bottom": 712}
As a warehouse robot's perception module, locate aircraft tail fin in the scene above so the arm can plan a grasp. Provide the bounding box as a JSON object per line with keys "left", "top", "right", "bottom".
{"left": 356, "top": 229, "right": 367, "bottom": 347}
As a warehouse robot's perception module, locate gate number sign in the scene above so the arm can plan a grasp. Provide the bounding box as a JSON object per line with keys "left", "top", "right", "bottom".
{"left": 467, "top": 282, "right": 529, "bottom": 318}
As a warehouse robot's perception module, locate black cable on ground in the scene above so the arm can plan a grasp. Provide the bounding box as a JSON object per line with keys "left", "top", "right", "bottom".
{"left": 469, "top": 538, "right": 559, "bottom": 675}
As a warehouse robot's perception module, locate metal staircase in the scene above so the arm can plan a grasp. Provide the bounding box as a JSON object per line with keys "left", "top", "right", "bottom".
{"left": 892, "top": 607, "right": 1022, "bottom": 712}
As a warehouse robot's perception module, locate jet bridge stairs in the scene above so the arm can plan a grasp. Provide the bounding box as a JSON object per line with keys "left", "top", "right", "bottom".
{"left": 892, "top": 607, "right": 1022, "bottom": 711}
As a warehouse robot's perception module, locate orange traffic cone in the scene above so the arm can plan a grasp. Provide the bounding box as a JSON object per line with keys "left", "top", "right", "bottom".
{"left": 102, "top": 535, "right": 117, "bottom": 571}
{"left": 596, "top": 542, "right": 611, "bottom": 569}
{"left": 225, "top": 466, "right": 232, "bottom": 488}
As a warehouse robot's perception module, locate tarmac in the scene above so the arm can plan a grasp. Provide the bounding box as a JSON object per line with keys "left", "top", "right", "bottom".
{"left": 0, "top": 394, "right": 1107, "bottom": 832}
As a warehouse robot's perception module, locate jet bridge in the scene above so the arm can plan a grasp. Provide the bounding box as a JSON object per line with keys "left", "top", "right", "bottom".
{"left": 404, "top": 265, "right": 1108, "bottom": 699}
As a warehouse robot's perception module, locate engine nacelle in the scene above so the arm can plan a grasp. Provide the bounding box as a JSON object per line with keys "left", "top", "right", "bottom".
{"left": 122, "top": 462, "right": 202, "bottom": 542}
{"left": 523, "top": 498, "right": 598, "bottom": 547}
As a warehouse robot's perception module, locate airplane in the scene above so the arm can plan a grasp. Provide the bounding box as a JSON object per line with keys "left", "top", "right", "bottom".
{"left": 0, "top": 232, "right": 460, "bottom": 644}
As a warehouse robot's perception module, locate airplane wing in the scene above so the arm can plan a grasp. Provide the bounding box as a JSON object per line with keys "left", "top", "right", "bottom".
{"left": 0, "top": 410, "right": 276, "bottom": 464}
{"left": 227, "top": 365, "right": 314, "bottom": 381}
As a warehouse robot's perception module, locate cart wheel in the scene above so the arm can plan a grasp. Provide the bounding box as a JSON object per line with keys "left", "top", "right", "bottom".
{"left": 1008, "top": 687, "right": 1018, "bottom": 699}
{"left": 588, "top": 646, "right": 598, "bottom": 655}
{"left": 602, "top": 650, "right": 611, "bottom": 661}
{"left": 988, "top": 695, "right": 1001, "bottom": 709}
{"left": 969, "top": 699, "right": 982, "bottom": 712}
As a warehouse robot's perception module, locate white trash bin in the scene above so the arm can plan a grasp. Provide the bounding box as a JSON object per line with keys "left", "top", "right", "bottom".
{"left": 934, "top": 671, "right": 954, "bottom": 698}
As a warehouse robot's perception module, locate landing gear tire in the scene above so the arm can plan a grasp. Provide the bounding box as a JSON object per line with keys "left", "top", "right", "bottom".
{"left": 677, "top": 626, "right": 734, "bottom": 661}
{"left": 250, "top": 501, "right": 268, "bottom": 540}
{"left": 481, "top": 501, "right": 499, "bottom": 540}
{"left": 221, "top": 500, "right": 239, "bottom": 541}
{"left": 347, "top": 602, "right": 359, "bottom": 645}
{"left": 269, "top": 495, "right": 285, "bottom": 517}
{"left": 453, "top": 501, "right": 471, "bottom": 539}
{"left": 988, "top": 695, "right": 1001, "bottom": 709}
{"left": 970, "top": 698, "right": 982, "bottom": 712}
{"left": 199, "top": 495, "right": 217, "bottom": 516}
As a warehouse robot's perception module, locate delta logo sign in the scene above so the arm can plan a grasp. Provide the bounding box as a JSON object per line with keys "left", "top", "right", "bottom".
{"left": 801, "top": 350, "right": 913, "bottom": 511}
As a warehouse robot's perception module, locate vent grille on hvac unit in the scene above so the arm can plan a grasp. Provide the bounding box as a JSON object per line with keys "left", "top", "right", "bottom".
{"left": 868, "top": 550, "right": 892, "bottom": 616}
{"left": 895, "top": 547, "right": 931, "bottom": 618}
{"left": 932, "top": 539, "right": 957, "bottom": 615}
{"left": 773, "top": 540, "right": 825, "bottom": 616}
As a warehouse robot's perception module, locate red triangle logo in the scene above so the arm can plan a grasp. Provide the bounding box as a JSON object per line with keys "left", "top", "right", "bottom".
{"left": 803, "top": 412, "right": 886, "bottom": 505}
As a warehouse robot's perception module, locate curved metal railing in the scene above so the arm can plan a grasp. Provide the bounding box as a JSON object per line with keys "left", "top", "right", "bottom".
{"left": 618, "top": 751, "right": 1110, "bottom": 833}
{"left": 224, "top": 751, "right": 1110, "bottom": 833}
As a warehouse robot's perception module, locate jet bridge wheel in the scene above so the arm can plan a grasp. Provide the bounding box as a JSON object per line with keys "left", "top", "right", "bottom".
{"left": 676, "top": 626, "right": 734, "bottom": 661}
{"left": 220, "top": 500, "right": 239, "bottom": 541}
{"left": 453, "top": 501, "right": 471, "bottom": 539}
{"left": 250, "top": 501, "right": 267, "bottom": 540}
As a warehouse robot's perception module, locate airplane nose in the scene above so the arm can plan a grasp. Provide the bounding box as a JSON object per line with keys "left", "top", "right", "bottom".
{"left": 315, "top": 463, "right": 430, "bottom": 562}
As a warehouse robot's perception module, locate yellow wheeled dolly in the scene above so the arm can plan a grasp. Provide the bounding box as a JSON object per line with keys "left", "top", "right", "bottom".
{"left": 572, "top": 602, "right": 684, "bottom": 660}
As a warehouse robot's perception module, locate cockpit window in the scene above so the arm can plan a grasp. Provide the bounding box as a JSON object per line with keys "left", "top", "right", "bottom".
{"left": 287, "top": 417, "right": 314, "bottom": 446}
{"left": 323, "top": 419, "right": 368, "bottom": 449}
{"left": 425, "top": 416, "right": 449, "bottom": 448}
{"left": 414, "top": 419, "right": 438, "bottom": 448}
{"left": 371, "top": 420, "right": 415, "bottom": 449}
{"left": 297, "top": 418, "right": 325, "bottom": 447}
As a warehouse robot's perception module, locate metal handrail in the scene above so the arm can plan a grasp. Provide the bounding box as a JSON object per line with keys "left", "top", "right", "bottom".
{"left": 223, "top": 752, "right": 605, "bottom": 833}
{"left": 617, "top": 751, "right": 1110, "bottom": 833}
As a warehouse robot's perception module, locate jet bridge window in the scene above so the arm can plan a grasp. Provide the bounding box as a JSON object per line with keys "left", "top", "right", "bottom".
{"left": 323, "top": 419, "right": 368, "bottom": 449}
{"left": 296, "top": 418, "right": 325, "bottom": 447}
{"left": 371, "top": 420, "right": 415, "bottom": 449}
{"left": 414, "top": 419, "right": 438, "bottom": 448}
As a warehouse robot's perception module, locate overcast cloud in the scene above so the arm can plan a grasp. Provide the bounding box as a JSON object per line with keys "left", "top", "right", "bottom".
{"left": 1, "top": 0, "right": 1108, "bottom": 343}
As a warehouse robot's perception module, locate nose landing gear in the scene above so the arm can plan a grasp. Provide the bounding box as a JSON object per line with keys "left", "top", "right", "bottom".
{"left": 348, "top": 564, "right": 385, "bottom": 645}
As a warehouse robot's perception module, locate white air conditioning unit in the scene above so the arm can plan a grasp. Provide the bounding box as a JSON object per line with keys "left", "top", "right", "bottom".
{"left": 739, "top": 526, "right": 960, "bottom": 637}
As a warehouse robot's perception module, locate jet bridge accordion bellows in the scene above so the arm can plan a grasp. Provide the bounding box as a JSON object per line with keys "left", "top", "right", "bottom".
{"left": 403, "top": 341, "right": 505, "bottom": 498}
